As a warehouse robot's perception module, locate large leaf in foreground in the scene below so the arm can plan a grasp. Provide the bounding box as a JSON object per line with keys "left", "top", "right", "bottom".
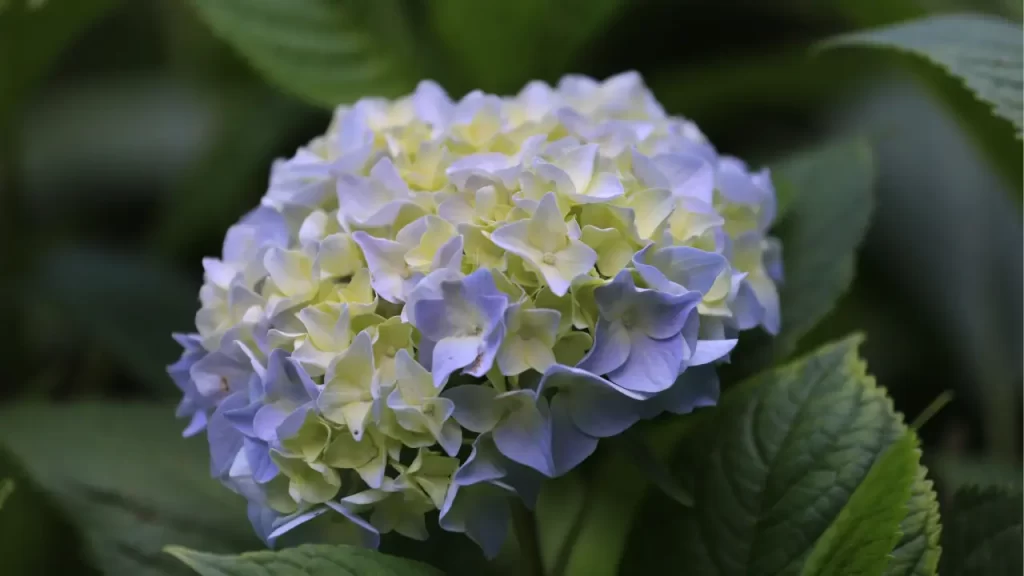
{"left": 188, "top": 0, "right": 421, "bottom": 107}
{"left": 0, "top": 404, "right": 259, "bottom": 575}
{"left": 0, "top": 448, "right": 98, "bottom": 575}
{"left": 939, "top": 486, "right": 1022, "bottom": 576}
{"left": 800, "top": 432, "right": 918, "bottom": 576}
{"left": 620, "top": 336, "right": 940, "bottom": 576}
{"left": 883, "top": 465, "right": 942, "bottom": 576}
{"left": 823, "top": 14, "right": 1023, "bottom": 137}
{"left": 167, "top": 544, "right": 443, "bottom": 576}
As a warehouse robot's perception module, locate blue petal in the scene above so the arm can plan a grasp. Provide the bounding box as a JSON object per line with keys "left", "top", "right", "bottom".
{"left": 434, "top": 234, "right": 465, "bottom": 271}
{"left": 253, "top": 403, "right": 293, "bottom": 445}
{"left": 474, "top": 294, "right": 510, "bottom": 332}
{"left": 436, "top": 406, "right": 463, "bottom": 457}
{"left": 431, "top": 336, "right": 485, "bottom": 388}
{"left": 639, "top": 366, "right": 720, "bottom": 418}
{"left": 223, "top": 205, "right": 289, "bottom": 263}
{"left": 538, "top": 365, "right": 645, "bottom": 438}
{"left": 492, "top": 391, "right": 554, "bottom": 476}
{"left": 247, "top": 502, "right": 281, "bottom": 546}
{"left": 168, "top": 334, "right": 205, "bottom": 398}
{"left": 462, "top": 267, "right": 505, "bottom": 301}
{"left": 410, "top": 272, "right": 508, "bottom": 377}
{"left": 454, "top": 434, "right": 508, "bottom": 485}
{"left": 440, "top": 433, "right": 545, "bottom": 556}
{"left": 593, "top": 270, "right": 635, "bottom": 319}
{"left": 498, "top": 459, "right": 544, "bottom": 510}
{"left": 274, "top": 402, "right": 314, "bottom": 446}
{"left": 411, "top": 298, "right": 451, "bottom": 342}
{"left": 223, "top": 400, "right": 261, "bottom": 438}
{"left": 464, "top": 322, "right": 504, "bottom": 378}
{"left": 633, "top": 244, "right": 728, "bottom": 296}
{"left": 730, "top": 281, "right": 764, "bottom": 331}
{"left": 244, "top": 438, "right": 278, "bottom": 483}
{"left": 190, "top": 345, "right": 253, "bottom": 398}
{"left": 576, "top": 319, "right": 630, "bottom": 376}
{"left": 716, "top": 157, "right": 762, "bottom": 204}
{"left": 548, "top": 396, "right": 599, "bottom": 476}
{"left": 208, "top": 392, "right": 248, "bottom": 478}
{"left": 417, "top": 337, "right": 436, "bottom": 370}
{"left": 264, "top": 349, "right": 315, "bottom": 405}
{"left": 181, "top": 412, "right": 208, "bottom": 438}
{"left": 689, "top": 339, "right": 737, "bottom": 366}
{"left": 634, "top": 288, "right": 701, "bottom": 340}
{"left": 607, "top": 332, "right": 684, "bottom": 393}
{"left": 631, "top": 244, "right": 675, "bottom": 292}
{"left": 439, "top": 482, "right": 511, "bottom": 559}
{"left": 268, "top": 506, "right": 329, "bottom": 541}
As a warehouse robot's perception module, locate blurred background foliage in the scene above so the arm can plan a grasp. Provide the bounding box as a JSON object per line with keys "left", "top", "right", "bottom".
{"left": 0, "top": 0, "right": 1020, "bottom": 574}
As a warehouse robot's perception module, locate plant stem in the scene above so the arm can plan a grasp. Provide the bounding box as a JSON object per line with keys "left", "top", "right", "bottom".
{"left": 512, "top": 500, "right": 544, "bottom": 576}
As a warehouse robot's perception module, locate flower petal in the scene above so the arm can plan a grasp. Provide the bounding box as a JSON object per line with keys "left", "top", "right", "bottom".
{"left": 576, "top": 319, "right": 630, "bottom": 377}
{"left": 432, "top": 336, "right": 484, "bottom": 387}
{"left": 690, "top": 339, "right": 738, "bottom": 366}
{"left": 548, "top": 395, "right": 600, "bottom": 476}
{"left": 640, "top": 365, "right": 720, "bottom": 418}
{"left": 492, "top": 391, "right": 554, "bottom": 476}
{"left": 607, "top": 331, "right": 684, "bottom": 393}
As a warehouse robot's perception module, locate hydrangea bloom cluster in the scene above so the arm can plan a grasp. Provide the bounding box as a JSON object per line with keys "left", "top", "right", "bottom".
{"left": 169, "top": 72, "right": 782, "bottom": 557}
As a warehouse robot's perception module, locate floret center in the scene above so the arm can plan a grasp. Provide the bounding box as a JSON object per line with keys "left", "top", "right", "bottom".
{"left": 621, "top": 312, "right": 636, "bottom": 329}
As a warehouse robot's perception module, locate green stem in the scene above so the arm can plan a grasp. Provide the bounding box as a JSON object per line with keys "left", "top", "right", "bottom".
{"left": 558, "top": 448, "right": 646, "bottom": 576}
{"left": 910, "top": 390, "right": 954, "bottom": 431}
{"left": 512, "top": 500, "right": 544, "bottom": 576}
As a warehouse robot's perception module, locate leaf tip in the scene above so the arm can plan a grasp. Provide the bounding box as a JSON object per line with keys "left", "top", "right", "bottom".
{"left": 163, "top": 545, "right": 198, "bottom": 569}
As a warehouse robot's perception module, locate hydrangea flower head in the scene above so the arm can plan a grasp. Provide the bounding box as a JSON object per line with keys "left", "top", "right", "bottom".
{"left": 169, "top": 72, "right": 782, "bottom": 557}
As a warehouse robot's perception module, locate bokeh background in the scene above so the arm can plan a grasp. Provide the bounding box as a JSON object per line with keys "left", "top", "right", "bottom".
{"left": 0, "top": 0, "right": 1020, "bottom": 574}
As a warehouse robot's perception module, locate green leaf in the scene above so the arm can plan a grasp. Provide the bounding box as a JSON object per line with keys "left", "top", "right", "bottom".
{"left": 611, "top": 432, "right": 693, "bottom": 507}
{"left": 166, "top": 543, "right": 444, "bottom": 576}
{"left": 188, "top": 0, "right": 422, "bottom": 107}
{"left": 822, "top": 14, "right": 1023, "bottom": 137}
{"left": 939, "top": 486, "right": 1022, "bottom": 576}
{"left": 0, "top": 403, "right": 260, "bottom": 575}
{"left": 429, "top": 0, "right": 623, "bottom": 92}
{"left": 0, "top": 0, "right": 123, "bottom": 125}
{"left": 800, "top": 432, "right": 919, "bottom": 576}
{"left": 728, "top": 139, "right": 875, "bottom": 375}
{"left": 0, "top": 447, "right": 98, "bottom": 575}
{"left": 41, "top": 248, "right": 198, "bottom": 396}
{"left": 772, "top": 141, "right": 875, "bottom": 354}
{"left": 884, "top": 466, "right": 942, "bottom": 576}
{"left": 621, "top": 336, "right": 940, "bottom": 576}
